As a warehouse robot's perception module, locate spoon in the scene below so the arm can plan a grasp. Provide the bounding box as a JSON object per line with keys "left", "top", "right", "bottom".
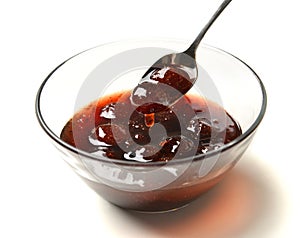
{"left": 131, "top": 0, "right": 232, "bottom": 113}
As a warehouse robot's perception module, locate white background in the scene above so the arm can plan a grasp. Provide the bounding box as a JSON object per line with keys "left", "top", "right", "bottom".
{"left": 0, "top": 0, "right": 299, "bottom": 237}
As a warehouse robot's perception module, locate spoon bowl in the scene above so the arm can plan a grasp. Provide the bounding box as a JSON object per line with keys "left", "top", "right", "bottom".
{"left": 130, "top": 52, "right": 197, "bottom": 112}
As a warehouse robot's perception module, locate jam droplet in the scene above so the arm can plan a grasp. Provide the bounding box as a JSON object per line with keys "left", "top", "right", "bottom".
{"left": 144, "top": 113, "right": 155, "bottom": 128}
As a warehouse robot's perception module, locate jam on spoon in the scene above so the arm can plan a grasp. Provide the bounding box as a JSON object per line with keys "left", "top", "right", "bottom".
{"left": 131, "top": 0, "right": 232, "bottom": 114}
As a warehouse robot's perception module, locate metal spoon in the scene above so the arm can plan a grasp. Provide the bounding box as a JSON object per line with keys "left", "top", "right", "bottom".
{"left": 131, "top": 0, "right": 232, "bottom": 113}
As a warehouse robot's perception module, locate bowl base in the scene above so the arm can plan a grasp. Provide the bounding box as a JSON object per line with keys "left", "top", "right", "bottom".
{"left": 80, "top": 171, "right": 228, "bottom": 213}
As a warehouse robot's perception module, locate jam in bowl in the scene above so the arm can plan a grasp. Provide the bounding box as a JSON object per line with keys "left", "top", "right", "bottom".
{"left": 35, "top": 39, "right": 267, "bottom": 212}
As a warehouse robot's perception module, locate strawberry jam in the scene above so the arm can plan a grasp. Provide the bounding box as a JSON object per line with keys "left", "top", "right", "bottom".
{"left": 60, "top": 91, "right": 241, "bottom": 162}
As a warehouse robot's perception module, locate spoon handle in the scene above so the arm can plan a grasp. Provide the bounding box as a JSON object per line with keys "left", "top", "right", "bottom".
{"left": 185, "top": 0, "right": 232, "bottom": 57}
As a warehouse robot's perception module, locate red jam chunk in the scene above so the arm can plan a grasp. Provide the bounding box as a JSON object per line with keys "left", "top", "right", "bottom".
{"left": 60, "top": 91, "right": 242, "bottom": 162}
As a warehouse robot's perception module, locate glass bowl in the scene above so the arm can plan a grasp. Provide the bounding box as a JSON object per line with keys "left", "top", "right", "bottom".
{"left": 35, "top": 39, "right": 267, "bottom": 212}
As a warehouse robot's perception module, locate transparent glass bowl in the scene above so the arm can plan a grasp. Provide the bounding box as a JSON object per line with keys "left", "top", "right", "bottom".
{"left": 35, "top": 39, "right": 267, "bottom": 212}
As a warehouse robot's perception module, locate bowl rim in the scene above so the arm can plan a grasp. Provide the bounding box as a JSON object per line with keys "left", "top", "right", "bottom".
{"left": 35, "top": 40, "right": 267, "bottom": 166}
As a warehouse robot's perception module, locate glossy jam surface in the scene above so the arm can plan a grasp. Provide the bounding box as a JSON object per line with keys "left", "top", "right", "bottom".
{"left": 131, "top": 66, "right": 193, "bottom": 114}
{"left": 60, "top": 90, "right": 242, "bottom": 162}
